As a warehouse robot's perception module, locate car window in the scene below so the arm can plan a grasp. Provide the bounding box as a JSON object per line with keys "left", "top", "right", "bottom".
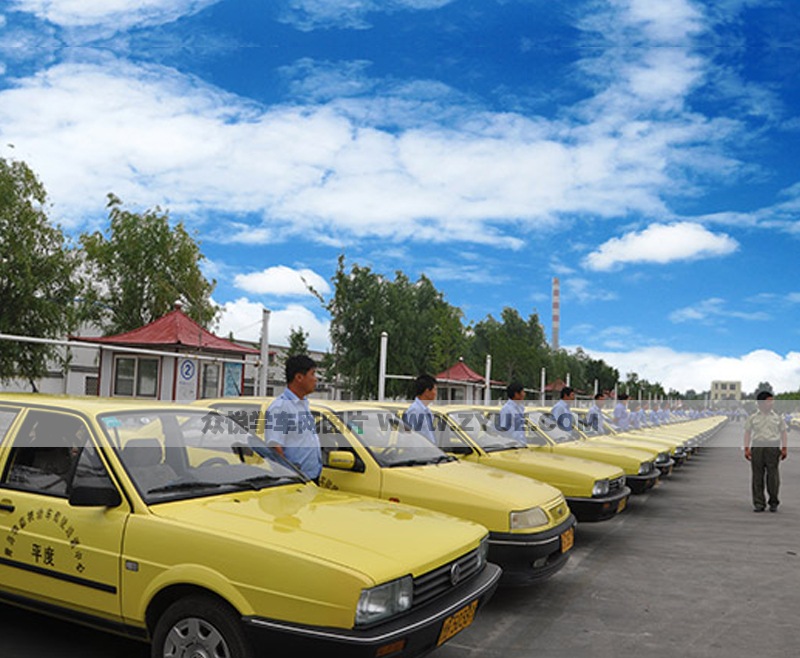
{"left": 72, "top": 443, "right": 117, "bottom": 491}
{"left": 451, "top": 411, "right": 534, "bottom": 450}
{"left": 335, "top": 409, "right": 450, "bottom": 467}
{"left": 431, "top": 414, "right": 473, "bottom": 452}
{"left": 100, "top": 409, "right": 306, "bottom": 503}
{"left": 0, "top": 408, "right": 20, "bottom": 444}
{"left": 1, "top": 411, "right": 88, "bottom": 498}
{"left": 526, "top": 411, "right": 581, "bottom": 444}
{"left": 207, "top": 404, "right": 263, "bottom": 436}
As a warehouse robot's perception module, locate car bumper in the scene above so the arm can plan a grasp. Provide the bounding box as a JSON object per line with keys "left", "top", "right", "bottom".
{"left": 487, "top": 515, "right": 576, "bottom": 585}
{"left": 242, "top": 562, "right": 502, "bottom": 658}
{"left": 566, "top": 486, "right": 632, "bottom": 522}
{"left": 656, "top": 459, "right": 675, "bottom": 477}
{"left": 626, "top": 471, "right": 660, "bottom": 494}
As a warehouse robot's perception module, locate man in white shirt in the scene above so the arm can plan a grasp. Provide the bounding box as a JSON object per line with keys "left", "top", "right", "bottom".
{"left": 265, "top": 354, "right": 323, "bottom": 483}
{"left": 551, "top": 387, "right": 575, "bottom": 431}
{"left": 497, "top": 382, "right": 527, "bottom": 444}
{"left": 402, "top": 374, "right": 438, "bottom": 444}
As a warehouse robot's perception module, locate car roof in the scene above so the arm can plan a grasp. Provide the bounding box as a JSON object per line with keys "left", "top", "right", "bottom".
{"left": 0, "top": 393, "right": 212, "bottom": 416}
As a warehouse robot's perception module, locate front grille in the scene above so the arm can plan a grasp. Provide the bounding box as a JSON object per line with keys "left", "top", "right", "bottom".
{"left": 412, "top": 548, "right": 482, "bottom": 609}
{"left": 609, "top": 476, "right": 625, "bottom": 492}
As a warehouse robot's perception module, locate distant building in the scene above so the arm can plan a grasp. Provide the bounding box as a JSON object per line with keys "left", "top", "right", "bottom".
{"left": 710, "top": 380, "right": 742, "bottom": 401}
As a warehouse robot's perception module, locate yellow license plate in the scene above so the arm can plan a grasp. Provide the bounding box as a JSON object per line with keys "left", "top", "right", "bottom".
{"left": 437, "top": 599, "right": 478, "bottom": 646}
{"left": 617, "top": 497, "right": 627, "bottom": 513}
{"left": 560, "top": 526, "right": 574, "bottom": 553}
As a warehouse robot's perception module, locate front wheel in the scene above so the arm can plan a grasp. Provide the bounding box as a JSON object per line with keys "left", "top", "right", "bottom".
{"left": 151, "top": 595, "right": 254, "bottom": 658}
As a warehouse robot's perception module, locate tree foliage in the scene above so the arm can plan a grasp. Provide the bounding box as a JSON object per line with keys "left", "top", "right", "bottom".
{"left": 80, "top": 194, "right": 217, "bottom": 334}
{"left": 0, "top": 158, "right": 84, "bottom": 388}
{"left": 286, "top": 326, "right": 310, "bottom": 357}
{"left": 466, "top": 308, "right": 548, "bottom": 393}
{"left": 324, "top": 256, "right": 466, "bottom": 399}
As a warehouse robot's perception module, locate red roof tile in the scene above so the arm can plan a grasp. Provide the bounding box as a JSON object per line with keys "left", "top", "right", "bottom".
{"left": 73, "top": 309, "right": 258, "bottom": 355}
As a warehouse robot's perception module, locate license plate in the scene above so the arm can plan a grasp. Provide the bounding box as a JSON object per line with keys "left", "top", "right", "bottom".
{"left": 560, "top": 526, "right": 574, "bottom": 553}
{"left": 617, "top": 497, "right": 627, "bottom": 513}
{"left": 437, "top": 599, "right": 478, "bottom": 646}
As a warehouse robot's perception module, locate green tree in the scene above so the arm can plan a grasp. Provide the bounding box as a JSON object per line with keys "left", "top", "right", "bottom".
{"left": 466, "top": 308, "right": 549, "bottom": 395}
{"left": 286, "top": 326, "right": 310, "bottom": 357}
{"left": 0, "top": 158, "right": 84, "bottom": 389}
{"left": 323, "top": 256, "right": 466, "bottom": 398}
{"left": 81, "top": 194, "right": 217, "bottom": 334}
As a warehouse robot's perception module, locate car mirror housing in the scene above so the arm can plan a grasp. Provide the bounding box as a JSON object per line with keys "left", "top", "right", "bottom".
{"left": 69, "top": 484, "right": 122, "bottom": 508}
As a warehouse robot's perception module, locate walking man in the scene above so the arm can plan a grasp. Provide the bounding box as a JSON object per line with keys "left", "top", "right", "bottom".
{"left": 744, "top": 391, "right": 788, "bottom": 512}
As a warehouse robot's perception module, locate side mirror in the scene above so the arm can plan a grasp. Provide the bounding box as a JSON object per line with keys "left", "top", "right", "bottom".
{"left": 69, "top": 483, "right": 122, "bottom": 508}
{"left": 327, "top": 450, "right": 356, "bottom": 471}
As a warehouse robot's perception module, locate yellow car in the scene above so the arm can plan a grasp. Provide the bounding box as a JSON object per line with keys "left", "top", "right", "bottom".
{"left": 473, "top": 408, "right": 660, "bottom": 494}
{"left": 0, "top": 394, "right": 501, "bottom": 658}
{"left": 574, "top": 408, "right": 689, "bottom": 467}
{"left": 377, "top": 402, "right": 630, "bottom": 523}
{"left": 203, "top": 398, "right": 577, "bottom": 585}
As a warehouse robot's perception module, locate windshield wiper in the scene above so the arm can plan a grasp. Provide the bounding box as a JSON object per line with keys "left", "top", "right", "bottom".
{"left": 147, "top": 481, "right": 222, "bottom": 494}
{"left": 229, "top": 474, "right": 305, "bottom": 490}
{"left": 387, "top": 456, "right": 453, "bottom": 467}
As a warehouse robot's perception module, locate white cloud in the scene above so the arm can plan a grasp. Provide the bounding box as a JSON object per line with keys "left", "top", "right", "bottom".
{"left": 0, "top": 0, "right": 768, "bottom": 247}
{"left": 587, "top": 345, "right": 800, "bottom": 397}
{"left": 669, "top": 297, "right": 771, "bottom": 324}
{"left": 234, "top": 266, "right": 331, "bottom": 298}
{"left": 278, "top": 0, "right": 455, "bottom": 31}
{"left": 585, "top": 222, "right": 739, "bottom": 271}
{"left": 215, "top": 297, "right": 330, "bottom": 351}
{"left": 563, "top": 277, "right": 617, "bottom": 304}
{"left": 9, "top": 0, "right": 218, "bottom": 32}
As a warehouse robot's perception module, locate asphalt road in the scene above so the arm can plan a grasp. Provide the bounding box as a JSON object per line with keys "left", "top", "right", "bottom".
{"left": 1, "top": 421, "right": 797, "bottom": 658}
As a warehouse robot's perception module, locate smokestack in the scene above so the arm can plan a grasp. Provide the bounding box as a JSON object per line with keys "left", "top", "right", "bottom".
{"left": 552, "top": 277, "right": 560, "bottom": 350}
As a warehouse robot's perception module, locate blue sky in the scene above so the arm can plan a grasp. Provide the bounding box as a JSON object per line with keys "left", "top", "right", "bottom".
{"left": 2, "top": 0, "right": 800, "bottom": 393}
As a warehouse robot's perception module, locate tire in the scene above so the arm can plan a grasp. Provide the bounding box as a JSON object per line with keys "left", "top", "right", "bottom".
{"left": 151, "top": 595, "right": 254, "bottom": 658}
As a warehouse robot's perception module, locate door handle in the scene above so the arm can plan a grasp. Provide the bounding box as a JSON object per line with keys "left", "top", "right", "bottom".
{"left": 0, "top": 499, "right": 15, "bottom": 513}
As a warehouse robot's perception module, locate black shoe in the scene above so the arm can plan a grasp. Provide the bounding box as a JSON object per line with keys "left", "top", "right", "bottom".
{"left": 753, "top": 507, "right": 765, "bottom": 513}
{"left": 769, "top": 505, "right": 778, "bottom": 513}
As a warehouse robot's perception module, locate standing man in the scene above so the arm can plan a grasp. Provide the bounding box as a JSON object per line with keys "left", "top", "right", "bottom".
{"left": 613, "top": 393, "right": 630, "bottom": 431}
{"left": 744, "top": 391, "right": 788, "bottom": 512}
{"left": 497, "top": 382, "right": 527, "bottom": 444}
{"left": 551, "top": 387, "right": 575, "bottom": 432}
{"left": 265, "top": 354, "right": 323, "bottom": 484}
{"left": 402, "top": 374, "right": 438, "bottom": 444}
{"left": 586, "top": 393, "right": 606, "bottom": 435}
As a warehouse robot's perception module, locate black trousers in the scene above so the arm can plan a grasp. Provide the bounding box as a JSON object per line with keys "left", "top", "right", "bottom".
{"left": 751, "top": 446, "right": 781, "bottom": 509}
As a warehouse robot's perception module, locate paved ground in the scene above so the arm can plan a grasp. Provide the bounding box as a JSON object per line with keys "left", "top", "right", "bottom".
{"left": 440, "top": 421, "right": 800, "bottom": 658}
{"left": 1, "top": 421, "right": 798, "bottom": 658}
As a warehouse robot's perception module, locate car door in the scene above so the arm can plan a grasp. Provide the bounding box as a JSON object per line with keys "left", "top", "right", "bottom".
{"left": 0, "top": 409, "right": 129, "bottom": 622}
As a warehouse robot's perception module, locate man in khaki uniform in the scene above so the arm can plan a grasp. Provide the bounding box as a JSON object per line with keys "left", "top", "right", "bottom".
{"left": 744, "top": 391, "right": 788, "bottom": 512}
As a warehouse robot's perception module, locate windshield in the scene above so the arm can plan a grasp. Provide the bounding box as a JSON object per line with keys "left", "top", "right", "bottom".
{"left": 334, "top": 409, "right": 454, "bottom": 467}
{"left": 99, "top": 409, "right": 305, "bottom": 504}
{"left": 443, "top": 410, "right": 528, "bottom": 452}
{"left": 575, "top": 411, "right": 608, "bottom": 437}
{"left": 525, "top": 411, "right": 583, "bottom": 444}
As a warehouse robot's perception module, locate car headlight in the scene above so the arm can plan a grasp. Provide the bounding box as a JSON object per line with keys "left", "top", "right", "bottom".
{"left": 592, "top": 479, "right": 610, "bottom": 497}
{"left": 638, "top": 461, "right": 654, "bottom": 475}
{"left": 477, "top": 536, "right": 489, "bottom": 569}
{"left": 655, "top": 452, "right": 669, "bottom": 464}
{"left": 510, "top": 506, "right": 549, "bottom": 529}
{"left": 356, "top": 576, "right": 413, "bottom": 626}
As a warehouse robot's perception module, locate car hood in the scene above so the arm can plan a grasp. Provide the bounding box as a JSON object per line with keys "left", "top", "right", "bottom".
{"left": 476, "top": 449, "right": 623, "bottom": 498}
{"left": 380, "top": 459, "right": 566, "bottom": 533}
{"left": 151, "top": 484, "right": 486, "bottom": 582}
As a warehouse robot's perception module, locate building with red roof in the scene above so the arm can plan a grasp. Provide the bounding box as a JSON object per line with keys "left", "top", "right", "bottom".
{"left": 73, "top": 304, "right": 259, "bottom": 401}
